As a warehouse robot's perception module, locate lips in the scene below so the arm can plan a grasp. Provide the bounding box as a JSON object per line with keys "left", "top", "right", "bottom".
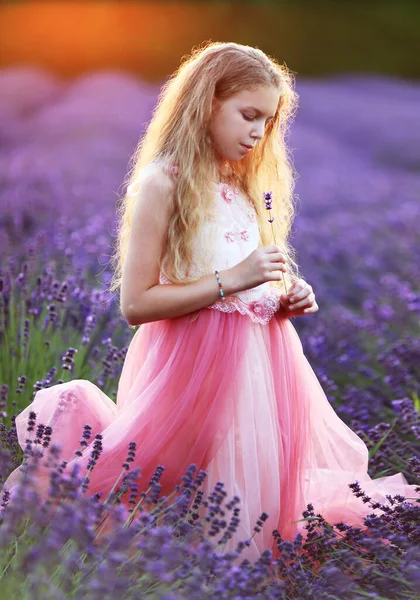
{"left": 242, "top": 144, "right": 253, "bottom": 149}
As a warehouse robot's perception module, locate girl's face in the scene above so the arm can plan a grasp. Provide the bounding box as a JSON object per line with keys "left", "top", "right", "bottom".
{"left": 209, "top": 85, "right": 280, "bottom": 164}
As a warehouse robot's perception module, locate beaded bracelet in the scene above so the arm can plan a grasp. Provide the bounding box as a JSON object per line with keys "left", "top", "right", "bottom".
{"left": 214, "top": 270, "right": 226, "bottom": 301}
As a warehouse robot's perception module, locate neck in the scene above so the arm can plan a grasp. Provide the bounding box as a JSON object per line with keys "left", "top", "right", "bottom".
{"left": 217, "top": 160, "right": 233, "bottom": 184}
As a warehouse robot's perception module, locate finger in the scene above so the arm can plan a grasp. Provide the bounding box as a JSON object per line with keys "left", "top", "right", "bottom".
{"left": 268, "top": 253, "right": 287, "bottom": 264}
{"left": 288, "top": 288, "right": 311, "bottom": 304}
{"left": 288, "top": 293, "right": 316, "bottom": 311}
{"left": 287, "top": 287, "right": 302, "bottom": 301}
{"left": 303, "top": 303, "right": 319, "bottom": 314}
{"left": 272, "top": 264, "right": 288, "bottom": 274}
{"left": 291, "top": 281, "right": 312, "bottom": 295}
{"left": 289, "top": 279, "right": 303, "bottom": 291}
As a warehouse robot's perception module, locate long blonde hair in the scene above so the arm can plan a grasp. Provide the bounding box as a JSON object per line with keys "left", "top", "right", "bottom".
{"left": 109, "top": 41, "right": 302, "bottom": 300}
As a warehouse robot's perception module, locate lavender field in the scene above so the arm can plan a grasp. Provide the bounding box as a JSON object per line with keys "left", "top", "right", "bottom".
{"left": 0, "top": 67, "right": 419, "bottom": 599}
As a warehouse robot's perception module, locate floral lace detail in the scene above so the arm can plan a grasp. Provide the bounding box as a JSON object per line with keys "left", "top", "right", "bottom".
{"left": 225, "top": 228, "right": 249, "bottom": 243}
{"left": 161, "top": 165, "right": 257, "bottom": 224}
{"left": 219, "top": 183, "right": 237, "bottom": 203}
{"left": 207, "top": 290, "right": 284, "bottom": 325}
{"left": 155, "top": 168, "right": 283, "bottom": 325}
{"left": 159, "top": 272, "right": 283, "bottom": 325}
{"left": 214, "top": 183, "right": 254, "bottom": 244}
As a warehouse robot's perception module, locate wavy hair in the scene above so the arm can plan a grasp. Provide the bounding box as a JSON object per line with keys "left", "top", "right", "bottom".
{"left": 109, "top": 41, "right": 302, "bottom": 300}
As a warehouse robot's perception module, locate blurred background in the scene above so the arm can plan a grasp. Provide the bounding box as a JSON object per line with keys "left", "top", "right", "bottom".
{"left": 1, "top": 1, "right": 419, "bottom": 80}
{"left": 1, "top": 4, "right": 420, "bottom": 587}
{"left": 0, "top": 1, "right": 419, "bottom": 411}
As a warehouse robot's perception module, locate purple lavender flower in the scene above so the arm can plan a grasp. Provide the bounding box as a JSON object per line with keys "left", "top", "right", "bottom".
{"left": 263, "top": 191, "right": 287, "bottom": 292}
{"left": 0, "top": 70, "right": 420, "bottom": 594}
{"left": 263, "top": 190, "right": 273, "bottom": 208}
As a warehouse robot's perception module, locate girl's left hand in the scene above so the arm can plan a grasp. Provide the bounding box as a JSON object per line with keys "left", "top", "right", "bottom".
{"left": 278, "top": 279, "right": 319, "bottom": 317}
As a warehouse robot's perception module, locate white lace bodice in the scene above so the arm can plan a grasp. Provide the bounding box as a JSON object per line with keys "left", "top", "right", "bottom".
{"left": 129, "top": 161, "right": 285, "bottom": 324}
{"left": 154, "top": 163, "right": 285, "bottom": 325}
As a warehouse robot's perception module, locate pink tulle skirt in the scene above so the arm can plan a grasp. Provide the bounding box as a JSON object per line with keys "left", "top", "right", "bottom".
{"left": 3, "top": 308, "right": 419, "bottom": 561}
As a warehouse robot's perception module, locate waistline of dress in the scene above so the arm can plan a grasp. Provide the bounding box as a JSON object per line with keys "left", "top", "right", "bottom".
{"left": 159, "top": 272, "right": 283, "bottom": 325}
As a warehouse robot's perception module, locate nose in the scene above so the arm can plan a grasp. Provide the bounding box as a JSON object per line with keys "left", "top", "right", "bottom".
{"left": 250, "top": 121, "right": 265, "bottom": 142}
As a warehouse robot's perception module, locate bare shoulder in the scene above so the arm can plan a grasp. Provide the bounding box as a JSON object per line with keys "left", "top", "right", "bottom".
{"left": 128, "top": 161, "right": 177, "bottom": 213}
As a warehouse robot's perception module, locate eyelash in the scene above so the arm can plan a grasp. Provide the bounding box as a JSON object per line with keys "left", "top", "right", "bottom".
{"left": 243, "top": 114, "right": 272, "bottom": 126}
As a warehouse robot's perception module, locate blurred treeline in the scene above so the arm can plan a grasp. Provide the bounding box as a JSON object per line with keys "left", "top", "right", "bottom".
{"left": 0, "top": 1, "right": 419, "bottom": 80}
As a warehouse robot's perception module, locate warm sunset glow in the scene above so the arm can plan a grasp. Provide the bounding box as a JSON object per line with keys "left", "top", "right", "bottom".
{"left": 0, "top": 1, "right": 225, "bottom": 79}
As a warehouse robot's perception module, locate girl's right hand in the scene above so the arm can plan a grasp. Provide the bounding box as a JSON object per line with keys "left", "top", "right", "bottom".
{"left": 232, "top": 245, "right": 288, "bottom": 290}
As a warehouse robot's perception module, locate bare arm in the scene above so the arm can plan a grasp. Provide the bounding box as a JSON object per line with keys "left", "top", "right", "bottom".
{"left": 120, "top": 165, "right": 243, "bottom": 326}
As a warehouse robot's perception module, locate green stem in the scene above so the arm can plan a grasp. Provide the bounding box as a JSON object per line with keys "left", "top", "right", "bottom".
{"left": 270, "top": 221, "right": 288, "bottom": 294}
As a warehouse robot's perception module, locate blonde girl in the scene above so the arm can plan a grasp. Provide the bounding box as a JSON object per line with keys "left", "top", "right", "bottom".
{"left": 4, "top": 41, "right": 418, "bottom": 562}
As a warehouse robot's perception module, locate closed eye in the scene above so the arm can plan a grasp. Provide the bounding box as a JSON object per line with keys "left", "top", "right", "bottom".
{"left": 243, "top": 114, "right": 273, "bottom": 126}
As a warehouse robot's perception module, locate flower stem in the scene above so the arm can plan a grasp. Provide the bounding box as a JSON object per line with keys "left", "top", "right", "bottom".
{"left": 270, "top": 221, "right": 288, "bottom": 294}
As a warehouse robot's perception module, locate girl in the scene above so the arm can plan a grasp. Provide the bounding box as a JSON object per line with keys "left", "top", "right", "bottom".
{"left": 3, "top": 42, "right": 419, "bottom": 561}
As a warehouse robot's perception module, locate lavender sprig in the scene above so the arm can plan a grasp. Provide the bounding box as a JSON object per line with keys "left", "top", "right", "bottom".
{"left": 263, "top": 191, "right": 288, "bottom": 294}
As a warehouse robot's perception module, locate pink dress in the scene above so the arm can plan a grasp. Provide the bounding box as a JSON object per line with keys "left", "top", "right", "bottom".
{"left": 3, "top": 162, "right": 419, "bottom": 561}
